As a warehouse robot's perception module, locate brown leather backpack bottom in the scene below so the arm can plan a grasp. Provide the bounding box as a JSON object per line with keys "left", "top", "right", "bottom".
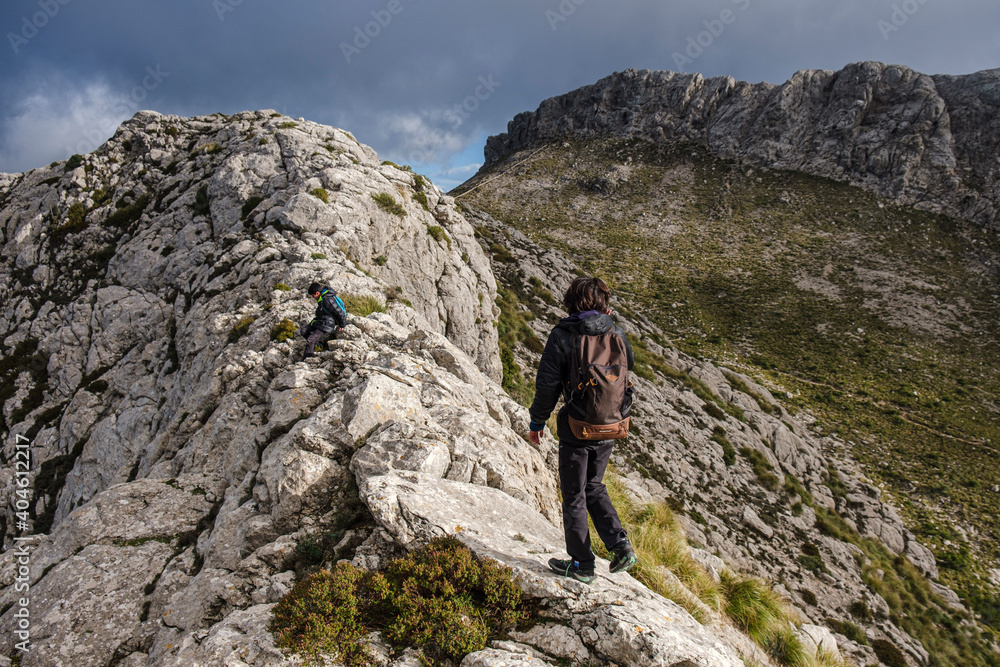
{"left": 567, "top": 415, "right": 630, "bottom": 441}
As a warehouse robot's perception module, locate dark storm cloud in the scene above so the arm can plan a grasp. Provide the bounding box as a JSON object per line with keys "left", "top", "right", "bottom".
{"left": 1, "top": 0, "right": 997, "bottom": 186}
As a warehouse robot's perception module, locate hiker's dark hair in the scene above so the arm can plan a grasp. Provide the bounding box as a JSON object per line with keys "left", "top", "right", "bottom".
{"left": 563, "top": 277, "right": 610, "bottom": 314}
{"left": 307, "top": 282, "right": 322, "bottom": 295}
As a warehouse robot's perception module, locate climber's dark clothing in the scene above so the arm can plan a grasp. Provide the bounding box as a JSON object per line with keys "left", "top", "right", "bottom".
{"left": 298, "top": 324, "right": 331, "bottom": 360}
{"left": 558, "top": 436, "right": 628, "bottom": 569}
{"left": 311, "top": 287, "right": 348, "bottom": 333}
{"left": 529, "top": 310, "right": 634, "bottom": 569}
{"left": 300, "top": 286, "right": 347, "bottom": 360}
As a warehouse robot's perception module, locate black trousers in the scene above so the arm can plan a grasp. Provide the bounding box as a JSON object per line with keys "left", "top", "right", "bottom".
{"left": 299, "top": 324, "right": 331, "bottom": 359}
{"left": 557, "top": 410, "right": 628, "bottom": 568}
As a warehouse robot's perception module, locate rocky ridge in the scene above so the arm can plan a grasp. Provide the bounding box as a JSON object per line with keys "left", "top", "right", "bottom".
{"left": 0, "top": 111, "right": 754, "bottom": 666}
{"left": 483, "top": 62, "right": 1000, "bottom": 229}
{"left": 0, "top": 111, "right": 976, "bottom": 666}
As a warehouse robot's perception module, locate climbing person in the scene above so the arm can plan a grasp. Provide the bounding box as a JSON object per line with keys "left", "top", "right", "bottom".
{"left": 298, "top": 282, "right": 347, "bottom": 361}
{"left": 528, "top": 276, "right": 638, "bottom": 584}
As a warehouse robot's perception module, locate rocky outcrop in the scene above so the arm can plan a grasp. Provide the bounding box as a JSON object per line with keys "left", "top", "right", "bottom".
{"left": 0, "top": 112, "right": 776, "bottom": 666}
{"left": 483, "top": 62, "right": 1000, "bottom": 228}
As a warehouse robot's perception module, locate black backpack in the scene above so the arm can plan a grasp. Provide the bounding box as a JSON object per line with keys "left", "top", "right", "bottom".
{"left": 566, "top": 332, "right": 631, "bottom": 440}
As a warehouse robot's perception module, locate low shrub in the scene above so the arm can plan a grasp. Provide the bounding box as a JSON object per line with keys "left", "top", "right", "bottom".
{"left": 740, "top": 448, "right": 781, "bottom": 491}
{"left": 427, "top": 225, "right": 452, "bottom": 248}
{"left": 271, "top": 319, "right": 297, "bottom": 343}
{"left": 310, "top": 188, "right": 329, "bottom": 204}
{"left": 372, "top": 192, "right": 405, "bottom": 216}
{"left": 311, "top": 253, "right": 327, "bottom": 260}
{"left": 277, "top": 121, "right": 298, "bottom": 129}
{"left": 414, "top": 190, "right": 430, "bottom": 211}
{"left": 64, "top": 154, "right": 84, "bottom": 172}
{"left": 275, "top": 283, "right": 292, "bottom": 292}
{"left": 489, "top": 242, "right": 514, "bottom": 263}
{"left": 270, "top": 536, "right": 524, "bottom": 666}
{"left": 104, "top": 195, "right": 150, "bottom": 230}
{"left": 702, "top": 402, "right": 726, "bottom": 420}
{"left": 342, "top": 294, "right": 387, "bottom": 317}
{"left": 719, "top": 570, "right": 788, "bottom": 646}
{"left": 228, "top": 316, "right": 255, "bottom": 344}
{"left": 53, "top": 203, "right": 88, "bottom": 239}
{"left": 710, "top": 426, "right": 737, "bottom": 466}
{"left": 828, "top": 619, "right": 868, "bottom": 645}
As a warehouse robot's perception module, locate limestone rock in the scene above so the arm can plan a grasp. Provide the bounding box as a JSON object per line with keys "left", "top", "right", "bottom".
{"left": 485, "top": 64, "right": 1000, "bottom": 228}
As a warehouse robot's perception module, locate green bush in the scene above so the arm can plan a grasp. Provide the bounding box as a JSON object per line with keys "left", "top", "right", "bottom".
{"left": 64, "top": 154, "right": 84, "bottom": 172}
{"left": 104, "top": 195, "right": 150, "bottom": 230}
{"left": 828, "top": 619, "right": 868, "bottom": 645}
{"left": 275, "top": 283, "right": 292, "bottom": 292}
{"left": 270, "top": 536, "right": 524, "bottom": 666}
{"left": 489, "top": 242, "right": 514, "bottom": 262}
{"left": 310, "top": 188, "right": 329, "bottom": 204}
{"left": 228, "top": 316, "right": 255, "bottom": 344}
{"left": 374, "top": 255, "right": 388, "bottom": 266}
{"left": 740, "top": 447, "right": 781, "bottom": 491}
{"left": 710, "top": 426, "right": 736, "bottom": 466}
{"left": 277, "top": 121, "right": 298, "bottom": 129}
{"left": 427, "top": 225, "right": 452, "bottom": 248}
{"left": 342, "top": 294, "right": 387, "bottom": 316}
{"left": 271, "top": 319, "right": 297, "bottom": 343}
{"left": 311, "top": 253, "right": 327, "bottom": 260}
{"left": 53, "top": 203, "right": 88, "bottom": 239}
{"left": 719, "top": 571, "right": 788, "bottom": 646}
{"left": 372, "top": 192, "right": 405, "bottom": 216}
{"left": 872, "top": 639, "right": 908, "bottom": 667}
{"left": 702, "top": 402, "right": 726, "bottom": 420}
{"left": 414, "top": 190, "right": 430, "bottom": 211}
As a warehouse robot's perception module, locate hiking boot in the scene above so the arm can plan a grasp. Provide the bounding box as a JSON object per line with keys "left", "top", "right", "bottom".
{"left": 548, "top": 558, "right": 595, "bottom": 584}
{"left": 609, "top": 540, "right": 637, "bottom": 574}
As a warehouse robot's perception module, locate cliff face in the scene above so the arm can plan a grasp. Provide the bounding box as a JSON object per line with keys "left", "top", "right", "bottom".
{"left": 484, "top": 62, "right": 1000, "bottom": 228}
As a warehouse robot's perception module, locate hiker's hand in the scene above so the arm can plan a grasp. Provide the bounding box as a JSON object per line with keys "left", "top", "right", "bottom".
{"left": 528, "top": 430, "right": 542, "bottom": 446}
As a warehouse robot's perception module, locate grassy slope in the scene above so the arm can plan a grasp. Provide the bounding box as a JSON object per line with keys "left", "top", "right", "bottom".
{"left": 455, "top": 136, "right": 1000, "bottom": 631}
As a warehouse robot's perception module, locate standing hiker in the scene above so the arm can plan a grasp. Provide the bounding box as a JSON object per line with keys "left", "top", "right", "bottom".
{"left": 299, "top": 282, "right": 347, "bottom": 361}
{"left": 528, "top": 276, "right": 638, "bottom": 583}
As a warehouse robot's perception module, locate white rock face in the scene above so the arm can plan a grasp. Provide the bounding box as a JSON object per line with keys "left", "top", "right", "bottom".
{"left": 0, "top": 111, "right": 755, "bottom": 667}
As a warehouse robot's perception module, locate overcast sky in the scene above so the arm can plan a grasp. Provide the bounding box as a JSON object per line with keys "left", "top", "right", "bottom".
{"left": 1, "top": 0, "right": 997, "bottom": 190}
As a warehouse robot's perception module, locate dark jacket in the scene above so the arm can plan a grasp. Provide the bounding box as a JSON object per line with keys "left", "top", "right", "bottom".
{"left": 528, "top": 311, "right": 634, "bottom": 437}
{"left": 311, "top": 287, "right": 348, "bottom": 333}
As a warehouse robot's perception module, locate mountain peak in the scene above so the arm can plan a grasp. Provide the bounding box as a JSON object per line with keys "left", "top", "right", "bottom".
{"left": 484, "top": 63, "right": 1000, "bottom": 228}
